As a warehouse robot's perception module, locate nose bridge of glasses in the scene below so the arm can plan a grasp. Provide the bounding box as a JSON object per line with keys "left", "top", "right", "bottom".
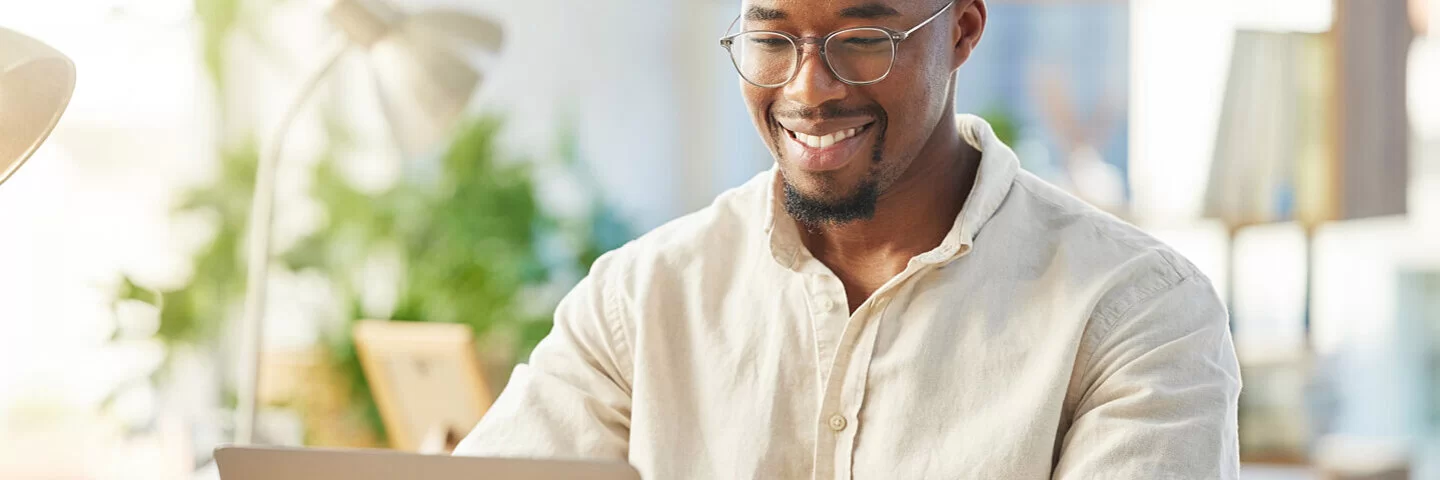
{"left": 796, "top": 37, "right": 825, "bottom": 47}
{"left": 791, "top": 41, "right": 845, "bottom": 93}
{"left": 794, "top": 37, "right": 833, "bottom": 72}
{"left": 793, "top": 36, "right": 825, "bottom": 58}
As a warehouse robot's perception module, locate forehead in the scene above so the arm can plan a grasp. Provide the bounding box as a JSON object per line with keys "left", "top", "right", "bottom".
{"left": 739, "top": 0, "right": 932, "bottom": 25}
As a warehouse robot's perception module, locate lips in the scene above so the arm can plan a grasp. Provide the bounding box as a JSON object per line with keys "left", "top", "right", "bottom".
{"left": 776, "top": 121, "right": 875, "bottom": 172}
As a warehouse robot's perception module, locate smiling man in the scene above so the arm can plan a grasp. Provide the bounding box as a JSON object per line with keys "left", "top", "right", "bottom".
{"left": 454, "top": 1, "right": 1241, "bottom": 478}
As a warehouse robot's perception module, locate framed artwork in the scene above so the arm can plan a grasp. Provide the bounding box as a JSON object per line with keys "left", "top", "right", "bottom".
{"left": 353, "top": 320, "right": 493, "bottom": 453}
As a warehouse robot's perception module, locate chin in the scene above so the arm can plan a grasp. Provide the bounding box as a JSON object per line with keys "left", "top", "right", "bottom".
{"left": 779, "top": 167, "right": 859, "bottom": 200}
{"left": 780, "top": 169, "right": 882, "bottom": 225}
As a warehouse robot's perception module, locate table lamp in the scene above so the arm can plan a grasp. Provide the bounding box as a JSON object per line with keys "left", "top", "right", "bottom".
{"left": 1205, "top": 2, "right": 1412, "bottom": 349}
{"left": 0, "top": 26, "right": 76, "bottom": 186}
{"left": 234, "top": 0, "right": 502, "bottom": 444}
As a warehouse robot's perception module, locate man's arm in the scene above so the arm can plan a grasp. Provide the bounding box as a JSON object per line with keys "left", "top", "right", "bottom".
{"left": 453, "top": 254, "right": 633, "bottom": 459}
{"left": 1053, "top": 274, "right": 1242, "bottom": 479}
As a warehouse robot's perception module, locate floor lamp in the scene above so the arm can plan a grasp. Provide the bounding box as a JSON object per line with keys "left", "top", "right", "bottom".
{"left": 0, "top": 26, "right": 76, "bottom": 187}
{"left": 1207, "top": 7, "right": 1411, "bottom": 351}
{"left": 234, "top": 0, "right": 502, "bottom": 444}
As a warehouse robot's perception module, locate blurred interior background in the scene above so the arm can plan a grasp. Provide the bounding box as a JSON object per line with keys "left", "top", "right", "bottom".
{"left": 0, "top": 0, "right": 1437, "bottom": 478}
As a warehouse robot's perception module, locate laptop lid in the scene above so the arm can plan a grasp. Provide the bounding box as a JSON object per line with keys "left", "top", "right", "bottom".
{"left": 214, "top": 446, "right": 640, "bottom": 480}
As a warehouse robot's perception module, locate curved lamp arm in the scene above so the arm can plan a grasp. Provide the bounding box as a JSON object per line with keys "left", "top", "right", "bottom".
{"left": 234, "top": 35, "right": 350, "bottom": 445}
{"left": 231, "top": 0, "right": 499, "bottom": 445}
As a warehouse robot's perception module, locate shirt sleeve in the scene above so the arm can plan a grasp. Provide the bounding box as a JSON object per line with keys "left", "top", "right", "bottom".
{"left": 1053, "top": 274, "right": 1242, "bottom": 479}
{"left": 452, "top": 254, "right": 634, "bottom": 460}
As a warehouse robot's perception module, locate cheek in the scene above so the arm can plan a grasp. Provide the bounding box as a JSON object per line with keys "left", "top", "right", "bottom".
{"left": 866, "top": 71, "right": 949, "bottom": 176}
{"left": 873, "top": 86, "right": 936, "bottom": 146}
{"left": 741, "top": 87, "right": 780, "bottom": 138}
{"left": 880, "top": 61, "right": 951, "bottom": 129}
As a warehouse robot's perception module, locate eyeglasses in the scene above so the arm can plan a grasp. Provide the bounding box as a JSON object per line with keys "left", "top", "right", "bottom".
{"left": 719, "top": 1, "right": 955, "bottom": 88}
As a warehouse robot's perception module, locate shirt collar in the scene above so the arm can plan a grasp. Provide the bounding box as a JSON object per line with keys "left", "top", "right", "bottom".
{"left": 763, "top": 114, "right": 1019, "bottom": 270}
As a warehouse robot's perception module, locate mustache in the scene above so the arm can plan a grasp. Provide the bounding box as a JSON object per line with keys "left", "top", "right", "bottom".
{"left": 771, "top": 101, "right": 884, "bottom": 121}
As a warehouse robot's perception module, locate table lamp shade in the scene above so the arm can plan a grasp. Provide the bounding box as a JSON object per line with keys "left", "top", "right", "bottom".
{"left": 328, "top": 0, "right": 502, "bottom": 155}
{"left": 0, "top": 26, "right": 76, "bottom": 186}
{"left": 1205, "top": 1, "right": 1412, "bottom": 227}
{"left": 1205, "top": 31, "right": 1336, "bottom": 227}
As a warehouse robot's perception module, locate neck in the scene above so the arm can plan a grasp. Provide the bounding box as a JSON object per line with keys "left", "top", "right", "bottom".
{"left": 799, "top": 114, "right": 980, "bottom": 265}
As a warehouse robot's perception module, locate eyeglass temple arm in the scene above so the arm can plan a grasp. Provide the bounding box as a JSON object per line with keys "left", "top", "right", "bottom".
{"left": 720, "top": 15, "right": 741, "bottom": 46}
{"left": 721, "top": 0, "right": 952, "bottom": 45}
{"left": 898, "top": 0, "right": 955, "bottom": 40}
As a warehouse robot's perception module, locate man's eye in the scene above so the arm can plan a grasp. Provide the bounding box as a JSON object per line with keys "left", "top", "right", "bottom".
{"left": 748, "top": 37, "right": 790, "bottom": 48}
{"left": 842, "top": 37, "right": 889, "bottom": 48}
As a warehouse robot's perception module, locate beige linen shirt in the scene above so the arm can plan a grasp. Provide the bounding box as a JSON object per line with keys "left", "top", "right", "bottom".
{"left": 455, "top": 115, "right": 1241, "bottom": 479}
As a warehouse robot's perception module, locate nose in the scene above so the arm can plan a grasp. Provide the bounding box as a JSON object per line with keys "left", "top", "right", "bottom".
{"left": 782, "top": 43, "right": 846, "bottom": 107}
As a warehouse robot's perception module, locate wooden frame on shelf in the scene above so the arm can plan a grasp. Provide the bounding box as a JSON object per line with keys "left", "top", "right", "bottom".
{"left": 352, "top": 320, "right": 493, "bottom": 453}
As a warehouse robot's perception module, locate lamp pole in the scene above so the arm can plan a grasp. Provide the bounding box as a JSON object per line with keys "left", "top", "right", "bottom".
{"left": 233, "top": 37, "right": 350, "bottom": 445}
{"left": 228, "top": 0, "right": 499, "bottom": 444}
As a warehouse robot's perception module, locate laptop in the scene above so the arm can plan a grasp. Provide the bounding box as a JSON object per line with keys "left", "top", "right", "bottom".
{"left": 214, "top": 446, "right": 641, "bottom": 480}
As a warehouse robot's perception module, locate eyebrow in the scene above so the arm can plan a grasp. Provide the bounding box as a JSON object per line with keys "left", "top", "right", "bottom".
{"left": 838, "top": 3, "right": 901, "bottom": 19}
{"left": 744, "top": 6, "right": 786, "bottom": 21}
{"left": 743, "top": 2, "right": 902, "bottom": 22}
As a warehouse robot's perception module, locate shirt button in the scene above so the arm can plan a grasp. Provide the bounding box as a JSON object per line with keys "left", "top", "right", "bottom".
{"left": 819, "top": 297, "right": 836, "bottom": 312}
{"left": 828, "top": 414, "right": 847, "bottom": 431}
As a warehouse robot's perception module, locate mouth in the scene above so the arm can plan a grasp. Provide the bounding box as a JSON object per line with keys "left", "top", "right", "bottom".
{"left": 783, "top": 123, "right": 871, "bottom": 149}
{"left": 776, "top": 121, "right": 875, "bottom": 172}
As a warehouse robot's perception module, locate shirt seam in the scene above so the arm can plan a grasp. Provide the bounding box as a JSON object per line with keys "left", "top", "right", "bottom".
{"left": 1014, "top": 177, "right": 1200, "bottom": 402}
{"left": 601, "top": 261, "right": 637, "bottom": 393}
{"left": 1076, "top": 272, "right": 1199, "bottom": 404}
{"left": 1012, "top": 180, "right": 1203, "bottom": 407}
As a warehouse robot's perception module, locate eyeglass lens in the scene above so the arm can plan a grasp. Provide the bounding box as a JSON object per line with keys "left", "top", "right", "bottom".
{"left": 729, "top": 28, "right": 896, "bottom": 87}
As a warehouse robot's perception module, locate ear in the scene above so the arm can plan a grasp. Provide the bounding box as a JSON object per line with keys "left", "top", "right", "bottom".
{"left": 951, "top": 0, "right": 987, "bottom": 71}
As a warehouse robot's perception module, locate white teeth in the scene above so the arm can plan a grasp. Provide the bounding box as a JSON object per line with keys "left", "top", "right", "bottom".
{"left": 796, "top": 132, "right": 818, "bottom": 147}
{"left": 789, "top": 125, "right": 863, "bottom": 149}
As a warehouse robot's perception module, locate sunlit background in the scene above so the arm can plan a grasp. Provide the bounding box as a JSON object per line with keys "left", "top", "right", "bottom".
{"left": 1, "top": 0, "right": 1438, "bottom": 478}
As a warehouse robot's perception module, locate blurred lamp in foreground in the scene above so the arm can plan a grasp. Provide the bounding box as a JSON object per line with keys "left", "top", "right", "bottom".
{"left": 235, "top": 0, "right": 502, "bottom": 444}
{"left": 0, "top": 26, "right": 76, "bottom": 186}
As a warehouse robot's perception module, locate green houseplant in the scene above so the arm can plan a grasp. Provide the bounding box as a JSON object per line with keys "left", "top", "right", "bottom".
{"left": 282, "top": 117, "right": 630, "bottom": 441}
{"left": 112, "top": 0, "right": 630, "bottom": 447}
{"left": 120, "top": 115, "right": 628, "bottom": 445}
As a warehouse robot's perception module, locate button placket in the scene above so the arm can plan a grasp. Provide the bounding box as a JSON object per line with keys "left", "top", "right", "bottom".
{"left": 805, "top": 270, "right": 847, "bottom": 387}
{"left": 810, "top": 253, "right": 932, "bottom": 479}
{"left": 813, "top": 303, "right": 871, "bottom": 480}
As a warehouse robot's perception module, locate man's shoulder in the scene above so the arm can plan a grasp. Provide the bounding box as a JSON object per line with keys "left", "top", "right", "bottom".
{"left": 591, "top": 169, "right": 772, "bottom": 281}
{"left": 998, "top": 171, "right": 1217, "bottom": 320}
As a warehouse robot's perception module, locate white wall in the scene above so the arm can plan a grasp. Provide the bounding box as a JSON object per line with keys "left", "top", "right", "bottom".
{"left": 408, "top": 0, "right": 765, "bottom": 230}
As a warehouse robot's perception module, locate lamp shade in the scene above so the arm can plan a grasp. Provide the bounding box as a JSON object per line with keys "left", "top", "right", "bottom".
{"left": 0, "top": 26, "right": 76, "bottom": 186}
{"left": 328, "top": 0, "right": 502, "bottom": 155}
{"left": 1205, "top": 7, "right": 1412, "bottom": 228}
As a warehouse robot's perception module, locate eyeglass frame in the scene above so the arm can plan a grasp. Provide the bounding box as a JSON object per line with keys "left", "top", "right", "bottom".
{"left": 718, "top": 0, "right": 956, "bottom": 88}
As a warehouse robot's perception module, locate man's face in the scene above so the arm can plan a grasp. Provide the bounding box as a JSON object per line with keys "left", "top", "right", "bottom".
{"left": 737, "top": 0, "right": 962, "bottom": 225}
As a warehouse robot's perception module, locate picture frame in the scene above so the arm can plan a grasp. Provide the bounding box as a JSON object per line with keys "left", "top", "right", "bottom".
{"left": 352, "top": 320, "right": 493, "bottom": 453}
